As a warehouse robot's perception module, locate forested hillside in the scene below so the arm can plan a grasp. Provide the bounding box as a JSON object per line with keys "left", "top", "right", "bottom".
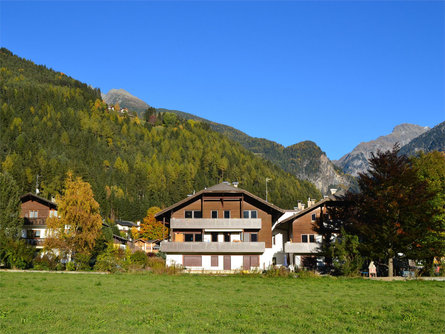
{"left": 156, "top": 108, "right": 353, "bottom": 193}
{"left": 0, "top": 48, "right": 321, "bottom": 221}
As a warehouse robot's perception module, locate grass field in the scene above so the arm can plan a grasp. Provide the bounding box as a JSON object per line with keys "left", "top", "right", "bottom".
{"left": 0, "top": 272, "right": 443, "bottom": 333}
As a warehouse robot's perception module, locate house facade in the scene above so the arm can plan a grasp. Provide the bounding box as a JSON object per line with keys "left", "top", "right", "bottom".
{"left": 20, "top": 193, "right": 58, "bottom": 249}
{"left": 274, "top": 194, "right": 342, "bottom": 269}
{"left": 156, "top": 182, "right": 285, "bottom": 271}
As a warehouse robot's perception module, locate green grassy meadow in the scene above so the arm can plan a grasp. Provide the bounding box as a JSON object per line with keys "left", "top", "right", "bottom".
{"left": 0, "top": 272, "right": 443, "bottom": 333}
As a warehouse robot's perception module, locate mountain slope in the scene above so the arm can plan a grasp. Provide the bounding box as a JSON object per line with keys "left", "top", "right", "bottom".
{"left": 335, "top": 124, "right": 430, "bottom": 176}
{"left": 102, "top": 89, "right": 149, "bottom": 117}
{"left": 400, "top": 121, "right": 445, "bottom": 156}
{"left": 111, "top": 92, "right": 351, "bottom": 194}
{"left": 0, "top": 48, "right": 321, "bottom": 221}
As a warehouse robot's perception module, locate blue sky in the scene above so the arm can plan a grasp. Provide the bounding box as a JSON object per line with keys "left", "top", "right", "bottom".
{"left": 1, "top": 1, "right": 444, "bottom": 159}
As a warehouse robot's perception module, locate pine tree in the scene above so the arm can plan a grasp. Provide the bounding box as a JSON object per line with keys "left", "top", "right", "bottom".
{"left": 0, "top": 172, "right": 23, "bottom": 241}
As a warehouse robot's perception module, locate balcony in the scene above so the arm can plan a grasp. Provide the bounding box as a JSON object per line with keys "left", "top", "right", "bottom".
{"left": 25, "top": 238, "right": 44, "bottom": 246}
{"left": 170, "top": 218, "right": 262, "bottom": 230}
{"left": 160, "top": 241, "right": 265, "bottom": 254}
{"left": 284, "top": 242, "right": 320, "bottom": 254}
{"left": 24, "top": 218, "right": 47, "bottom": 226}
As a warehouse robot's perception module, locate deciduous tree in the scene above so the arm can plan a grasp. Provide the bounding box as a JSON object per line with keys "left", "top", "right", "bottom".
{"left": 45, "top": 172, "right": 102, "bottom": 259}
{"left": 139, "top": 207, "right": 168, "bottom": 241}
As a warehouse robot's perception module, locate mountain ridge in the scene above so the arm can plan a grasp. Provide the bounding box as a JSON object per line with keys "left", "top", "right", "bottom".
{"left": 104, "top": 89, "right": 353, "bottom": 194}
{"left": 334, "top": 123, "right": 430, "bottom": 176}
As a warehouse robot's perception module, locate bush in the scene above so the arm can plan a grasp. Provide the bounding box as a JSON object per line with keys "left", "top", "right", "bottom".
{"left": 94, "top": 244, "right": 129, "bottom": 273}
{"left": 130, "top": 251, "right": 149, "bottom": 267}
{"left": 33, "top": 253, "right": 59, "bottom": 270}
{"left": 66, "top": 261, "right": 76, "bottom": 271}
{"left": 2, "top": 239, "right": 35, "bottom": 269}
{"left": 263, "top": 266, "right": 294, "bottom": 278}
{"left": 74, "top": 253, "right": 91, "bottom": 271}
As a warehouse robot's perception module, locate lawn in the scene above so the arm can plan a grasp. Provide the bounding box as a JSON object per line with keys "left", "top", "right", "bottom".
{"left": 0, "top": 272, "right": 443, "bottom": 333}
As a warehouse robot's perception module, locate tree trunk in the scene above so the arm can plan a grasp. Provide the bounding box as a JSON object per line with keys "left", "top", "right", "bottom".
{"left": 388, "top": 257, "right": 394, "bottom": 277}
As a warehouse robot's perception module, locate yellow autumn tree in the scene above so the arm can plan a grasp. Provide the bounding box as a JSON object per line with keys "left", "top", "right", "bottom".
{"left": 45, "top": 172, "right": 102, "bottom": 258}
{"left": 139, "top": 207, "right": 168, "bottom": 241}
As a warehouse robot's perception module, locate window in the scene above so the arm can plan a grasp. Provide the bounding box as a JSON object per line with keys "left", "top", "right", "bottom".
{"left": 185, "top": 211, "right": 202, "bottom": 218}
{"left": 311, "top": 213, "right": 316, "bottom": 221}
{"left": 211, "top": 210, "right": 218, "bottom": 219}
{"left": 35, "top": 230, "right": 41, "bottom": 238}
{"left": 302, "top": 234, "right": 316, "bottom": 243}
{"left": 272, "top": 235, "right": 276, "bottom": 245}
{"left": 224, "top": 233, "right": 230, "bottom": 242}
{"left": 244, "top": 232, "right": 259, "bottom": 242}
{"left": 29, "top": 210, "right": 38, "bottom": 218}
{"left": 224, "top": 210, "right": 230, "bottom": 219}
{"left": 184, "top": 232, "right": 202, "bottom": 242}
{"left": 211, "top": 232, "right": 218, "bottom": 242}
{"left": 243, "top": 210, "right": 257, "bottom": 219}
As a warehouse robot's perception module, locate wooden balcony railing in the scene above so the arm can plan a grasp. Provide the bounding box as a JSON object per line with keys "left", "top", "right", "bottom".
{"left": 24, "top": 218, "right": 46, "bottom": 226}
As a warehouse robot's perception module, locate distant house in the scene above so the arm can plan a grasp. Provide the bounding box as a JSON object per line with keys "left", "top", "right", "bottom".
{"left": 116, "top": 220, "right": 139, "bottom": 232}
{"left": 134, "top": 239, "right": 160, "bottom": 253}
{"left": 20, "top": 193, "right": 58, "bottom": 249}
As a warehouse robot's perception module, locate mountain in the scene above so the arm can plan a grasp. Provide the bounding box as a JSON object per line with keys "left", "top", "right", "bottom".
{"left": 102, "top": 89, "right": 149, "bottom": 117}
{"left": 400, "top": 121, "right": 445, "bottom": 156}
{"left": 109, "top": 91, "right": 351, "bottom": 194}
{"left": 0, "top": 48, "right": 321, "bottom": 221}
{"left": 334, "top": 124, "right": 430, "bottom": 176}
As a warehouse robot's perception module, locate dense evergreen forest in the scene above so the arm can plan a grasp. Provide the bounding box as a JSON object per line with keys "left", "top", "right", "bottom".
{"left": 0, "top": 48, "right": 321, "bottom": 221}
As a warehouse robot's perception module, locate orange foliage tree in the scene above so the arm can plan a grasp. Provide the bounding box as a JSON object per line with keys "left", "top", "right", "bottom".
{"left": 45, "top": 172, "right": 102, "bottom": 258}
{"left": 138, "top": 207, "right": 168, "bottom": 241}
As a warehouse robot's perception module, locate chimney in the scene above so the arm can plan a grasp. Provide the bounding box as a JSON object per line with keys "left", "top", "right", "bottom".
{"left": 330, "top": 188, "right": 337, "bottom": 195}
{"left": 222, "top": 181, "right": 230, "bottom": 185}
{"left": 297, "top": 201, "right": 305, "bottom": 210}
{"left": 232, "top": 182, "right": 239, "bottom": 188}
{"left": 307, "top": 198, "right": 315, "bottom": 208}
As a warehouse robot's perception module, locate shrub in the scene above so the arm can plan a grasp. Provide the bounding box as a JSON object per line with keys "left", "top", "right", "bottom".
{"left": 295, "top": 269, "right": 319, "bottom": 278}
{"left": 66, "top": 261, "right": 76, "bottom": 271}
{"left": 130, "top": 251, "right": 149, "bottom": 267}
{"left": 263, "top": 265, "right": 294, "bottom": 278}
{"left": 2, "top": 239, "right": 35, "bottom": 269}
{"left": 94, "top": 244, "right": 129, "bottom": 273}
{"left": 33, "top": 253, "right": 59, "bottom": 270}
{"left": 74, "top": 253, "right": 91, "bottom": 271}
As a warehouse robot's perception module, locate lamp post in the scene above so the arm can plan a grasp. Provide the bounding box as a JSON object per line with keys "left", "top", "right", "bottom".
{"left": 266, "top": 177, "right": 272, "bottom": 202}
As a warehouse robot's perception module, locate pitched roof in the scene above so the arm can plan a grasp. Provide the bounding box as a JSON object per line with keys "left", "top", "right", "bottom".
{"left": 155, "top": 182, "right": 284, "bottom": 218}
{"left": 116, "top": 220, "right": 137, "bottom": 227}
{"left": 20, "top": 192, "right": 57, "bottom": 209}
{"left": 275, "top": 191, "right": 344, "bottom": 227}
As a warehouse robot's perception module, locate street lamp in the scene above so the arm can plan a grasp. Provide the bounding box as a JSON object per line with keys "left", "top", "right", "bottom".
{"left": 266, "top": 177, "right": 272, "bottom": 202}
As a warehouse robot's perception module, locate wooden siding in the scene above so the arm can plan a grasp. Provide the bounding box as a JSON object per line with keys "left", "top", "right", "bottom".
{"left": 165, "top": 194, "right": 274, "bottom": 248}
{"left": 21, "top": 200, "right": 52, "bottom": 219}
{"left": 292, "top": 207, "right": 321, "bottom": 242}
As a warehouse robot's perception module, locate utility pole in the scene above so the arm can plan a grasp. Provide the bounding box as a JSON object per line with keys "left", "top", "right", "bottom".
{"left": 266, "top": 177, "right": 272, "bottom": 202}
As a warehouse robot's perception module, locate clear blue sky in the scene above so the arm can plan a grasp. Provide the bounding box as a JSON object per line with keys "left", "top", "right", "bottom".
{"left": 1, "top": 1, "right": 444, "bottom": 159}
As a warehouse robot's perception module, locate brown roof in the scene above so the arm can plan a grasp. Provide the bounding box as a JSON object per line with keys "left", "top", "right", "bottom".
{"left": 155, "top": 182, "right": 285, "bottom": 219}
{"left": 276, "top": 191, "right": 344, "bottom": 227}
{"left": 20, "top": 192, "right": 57, "bottom": 209}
